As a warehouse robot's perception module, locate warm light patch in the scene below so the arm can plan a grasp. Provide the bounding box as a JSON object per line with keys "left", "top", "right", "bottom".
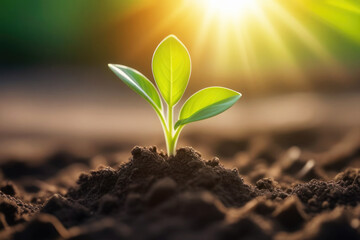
{"left": 200, "top": 0, "right": 257, "bottom": 20}
{"left": 123, "top": 0, "right": 357, "bottom": 92}
{"left": 184, "top": 0, "right": 342, "bottom": 81}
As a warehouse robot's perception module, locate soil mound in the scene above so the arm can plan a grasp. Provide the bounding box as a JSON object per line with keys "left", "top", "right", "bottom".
{"left": 67, "top": 146, "right": 258, "bottom": 214}
{"left": 1, "top": 146, "right": 360, "bottom": 239}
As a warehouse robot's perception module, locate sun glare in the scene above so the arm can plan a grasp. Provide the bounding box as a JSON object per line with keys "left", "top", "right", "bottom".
{"left": 202, "top": 0, "right": 256, "bottom": 20}
{"left": 127, "top": 0, "right": 358, "bottom": 92}
{"left": 186, "top": 0, "right": 344, "bottom": 81}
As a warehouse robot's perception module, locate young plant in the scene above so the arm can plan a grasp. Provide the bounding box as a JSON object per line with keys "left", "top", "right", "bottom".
{"left": 108, "top": 35, "right": 241, "bottom": 156}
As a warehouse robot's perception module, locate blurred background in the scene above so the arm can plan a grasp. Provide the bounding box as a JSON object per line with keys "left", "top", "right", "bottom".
{"left": 1, "top": 0, "right": 360, "bottom": 159}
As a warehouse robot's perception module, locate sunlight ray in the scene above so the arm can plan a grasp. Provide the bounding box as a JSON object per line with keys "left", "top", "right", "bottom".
{"left": 192, "top": 8, "right": 216, "bottom": 60}
{"left": 297, "top": 0, "right": 360, "bottom": 44}
{"left": 129, "top": 1, "right": 189, "bottom": 57}
{"left": 327, "top": 0, "right": 360, "bottom": 14}
{"left": 265, "top": 0, "right": 350, "bottom": 84}
{"left": 119, "top": 0, "right": 357, "bottom": 92}
{"left": 267, "top": 1, "right": 338, "bottom": 65}
{"left": 232, "top": 25, "right": 253, "bottom": 78}
{"left": 250, "top": 3, "right": 306, "bottom": 86}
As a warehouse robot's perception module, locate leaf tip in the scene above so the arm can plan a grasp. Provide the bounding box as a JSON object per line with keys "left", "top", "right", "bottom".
{"left": 232, "top": 92, "right": 242, "bottom": 103}
{"left": 108, "top": 63, "right": 115, "bottom": 70}
{"left": 230, "top": 89, "right": 242, "bottom": 99}
{"left": 165, "top": 34, "right": 178, "bottom": 40}
{"left": 163, "top": 34, "right": 185, "bottom": 47}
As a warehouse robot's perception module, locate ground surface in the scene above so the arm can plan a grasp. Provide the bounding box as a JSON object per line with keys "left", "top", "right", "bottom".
{"left": 0, "top": 125, "right": 360, "bottom": 240}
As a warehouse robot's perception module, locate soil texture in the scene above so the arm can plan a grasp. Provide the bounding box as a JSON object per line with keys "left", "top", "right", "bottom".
{"left": 0, "top": 129, "right": 360, "bottom": 239}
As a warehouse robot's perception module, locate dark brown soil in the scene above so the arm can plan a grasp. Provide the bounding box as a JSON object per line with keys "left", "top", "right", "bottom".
{"left": 0, "top": 129, "right": 360, "bottom": 239}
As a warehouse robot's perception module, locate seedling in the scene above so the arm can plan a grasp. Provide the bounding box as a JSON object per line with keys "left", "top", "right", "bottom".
{"left": 108, "top": 35, "right": 241, "bottom": 156}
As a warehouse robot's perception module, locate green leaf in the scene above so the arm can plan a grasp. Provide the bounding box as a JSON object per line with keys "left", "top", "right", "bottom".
{"left": 152, "top": 35, "right": 191, "bottom": 106}
{"left": 108, "top": 64, "right": 163, "bottom": 111}
{"left": 175, "top": 87, "right": 241, "bottom": 129}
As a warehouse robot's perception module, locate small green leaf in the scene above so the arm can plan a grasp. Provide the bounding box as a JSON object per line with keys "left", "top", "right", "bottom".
{"left": 152, "top": 35, "right": 191, "bottom": 106}
{"left": 108, "top": 64, "right": 163, "bottom": 111}
{"left": 175, "top": 87, "right": 241, "bottom": 129}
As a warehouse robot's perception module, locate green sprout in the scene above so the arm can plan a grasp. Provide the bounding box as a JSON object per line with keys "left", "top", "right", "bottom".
{"left": 108, "top": 35, "right": 242, "bottom": 156}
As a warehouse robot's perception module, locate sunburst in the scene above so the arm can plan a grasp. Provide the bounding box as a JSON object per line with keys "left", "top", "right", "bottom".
{"left": 120, "top": 0, "right": 359, "bottom": 92}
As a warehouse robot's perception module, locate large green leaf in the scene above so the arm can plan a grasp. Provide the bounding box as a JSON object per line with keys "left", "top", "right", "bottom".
{"left": 175, "top": 87, "right": 241, "bottom": 129}
{"left": 108, "top": 64, "right": 163, "bottom": 111}
{"left": 152, "top": 35, "right": 191, "bottom": 106}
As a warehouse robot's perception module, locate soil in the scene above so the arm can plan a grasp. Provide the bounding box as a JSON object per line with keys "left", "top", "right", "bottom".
{"left": 0, "top": 128, "right": 360, "bottom": 239}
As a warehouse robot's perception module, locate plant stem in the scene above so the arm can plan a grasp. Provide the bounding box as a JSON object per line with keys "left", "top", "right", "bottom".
{"left": 155, "top": 106, "right": 168, "bottom": 130}
{"left": 158, "top": 105, "right": 184, "bottom": 157}
{"left": 172, "top": 125, "right": 184, "bottom": 152}
{"left": 166, "top": 105, "right": 175, "bottom": 156}
{"left": 166, "top": 113, "right": 184, "bottom": 156}
{"left": 154, "top": 107, "right": 171, "bottom": 155}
